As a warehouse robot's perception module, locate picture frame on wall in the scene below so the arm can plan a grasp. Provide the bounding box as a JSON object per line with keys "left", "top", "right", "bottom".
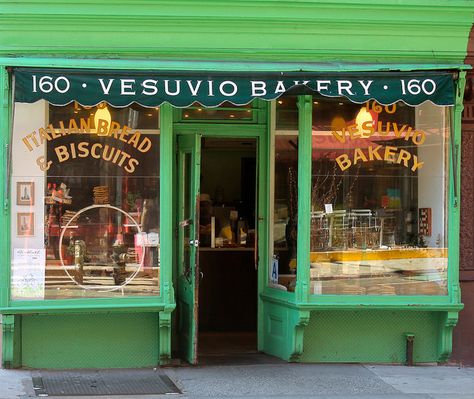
{"left": 16, "top": 182, "right": 35, "bottom": 206}
{"left": 17, "top": 212, "right": 34, "bottom": 237}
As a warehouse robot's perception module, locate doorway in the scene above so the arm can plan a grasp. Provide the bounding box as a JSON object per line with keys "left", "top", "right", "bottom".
{"left": 175, "top": 133, "right": 261, "bottom": 365}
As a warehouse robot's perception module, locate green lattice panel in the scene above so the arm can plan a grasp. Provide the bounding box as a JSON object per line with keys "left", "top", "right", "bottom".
{"left": 21, "top": 312, "right": 159, "bottom": 369}
{"left": 302, "top": 310, "right": 439, "bottom": 363}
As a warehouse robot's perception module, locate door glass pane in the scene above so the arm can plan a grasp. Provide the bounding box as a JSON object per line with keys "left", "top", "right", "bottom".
{"left": 271, "top": 96, "right": 298, "bottom": 290}
{"left": 182, "top": 152, "right": 192, "bottom": 274}
{"left": 10, "top": 101, "right": 160, "bottom": 300}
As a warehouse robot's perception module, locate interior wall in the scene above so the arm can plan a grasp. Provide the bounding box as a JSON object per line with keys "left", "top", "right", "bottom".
{"left": 11, "top": 101, "right": 46, "bottom": 250}
{"left": 416, "top": 102, "right": 447, "bottom": 247}
{"left": 200, "top": 148, "right": 255, "bottom": 205}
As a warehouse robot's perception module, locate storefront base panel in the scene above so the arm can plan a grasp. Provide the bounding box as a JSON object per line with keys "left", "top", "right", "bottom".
{"left": 301, "top": 310, "right": 442, "bottom": 364}
{"left": 19, "top": 312, "right": 160, "bottom": 369}
{"left": 262, "top": 300, "right": 310, "bottom": 362}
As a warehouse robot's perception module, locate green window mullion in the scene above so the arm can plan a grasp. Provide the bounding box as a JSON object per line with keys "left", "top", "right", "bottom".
{"left": 0, "top": 66, "right": 11, "bottom": 309}
{"left": 295, "top": 95, "right": 312, "bottom": 303}
{"left": 159, "top": 103, "right": 175, "bottom": 305}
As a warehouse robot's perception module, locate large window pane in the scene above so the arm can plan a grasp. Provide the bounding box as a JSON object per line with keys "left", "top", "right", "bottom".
{"left": 310, "top": 98, "right": 449, "bottom": 296}
{"left": 11, "top": 101, "right": 160, "bottom": 300}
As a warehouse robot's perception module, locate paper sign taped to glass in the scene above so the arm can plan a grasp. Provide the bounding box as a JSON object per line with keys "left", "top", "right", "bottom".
{"left": 11, "top": 248, "right": 46, "bottom": 300}
{"left": 135, "top": 232, "right": 160, "bottom": 247}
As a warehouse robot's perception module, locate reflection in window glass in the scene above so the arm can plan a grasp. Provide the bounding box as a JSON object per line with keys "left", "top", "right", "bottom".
{"left": 49, "top": 102, "right": 160, "bottom": 130}
{"left": 182, "top": 101, "right": 253, "bottom": 121}
{"left": 272, "top": 96, "right": 298, "bottom": 289}
{"left": 276, "top": 96, "right": 298, "bottom": 130}
{"left": 11, "top": 101, "right": 160, "bottom": 300}
{"left": 310, "top": 98, "right": 449, "bottom": 295}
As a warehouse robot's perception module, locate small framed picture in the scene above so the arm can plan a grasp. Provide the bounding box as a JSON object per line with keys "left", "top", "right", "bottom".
{"left": 17, "top": 212, "right": 34, "bottom": 237}
{"left": 17, "top": 182, "right": 34, "bottom": 206}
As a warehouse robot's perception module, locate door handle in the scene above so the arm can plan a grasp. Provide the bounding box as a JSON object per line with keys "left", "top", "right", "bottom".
{"left": 189, "top": 239, "right": 199, "bottom": 248}
{"left": 180, "top": 219, "right": 193, "bottom": 227}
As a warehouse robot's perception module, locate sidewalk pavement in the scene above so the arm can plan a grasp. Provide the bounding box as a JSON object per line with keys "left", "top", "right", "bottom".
{"left": 1, "top": 362, "right": 474, "bottom": 399}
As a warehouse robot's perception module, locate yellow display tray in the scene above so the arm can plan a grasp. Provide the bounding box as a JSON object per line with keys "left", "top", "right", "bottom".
{"left": 310, "top": 247, "right": 447, "bottom": 262}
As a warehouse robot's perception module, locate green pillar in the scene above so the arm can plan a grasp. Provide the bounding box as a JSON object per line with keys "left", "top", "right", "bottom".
{"left": 158, "top": 103, "right": 176, "bottom": 365}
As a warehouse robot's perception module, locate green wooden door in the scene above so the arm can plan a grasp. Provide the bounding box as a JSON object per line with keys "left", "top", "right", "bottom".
{"left": 176, "top": 134, "right": 202, "bottom": 365}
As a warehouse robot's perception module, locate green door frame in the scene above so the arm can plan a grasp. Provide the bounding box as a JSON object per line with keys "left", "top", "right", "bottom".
{"left": 176, "top": 133, "right": 202, "bottom": 364}
{"left": 173, "top": 121, "right": 269, "bottom": 358}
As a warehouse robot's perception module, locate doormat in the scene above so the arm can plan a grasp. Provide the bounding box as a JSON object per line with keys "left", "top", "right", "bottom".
{"left": 32, "top": 369, "right": 181, "bottom": 396}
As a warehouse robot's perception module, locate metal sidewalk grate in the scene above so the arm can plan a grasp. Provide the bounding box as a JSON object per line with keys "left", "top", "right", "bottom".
{"left": 32, "top": 369, "right": 181, "bottom": 396}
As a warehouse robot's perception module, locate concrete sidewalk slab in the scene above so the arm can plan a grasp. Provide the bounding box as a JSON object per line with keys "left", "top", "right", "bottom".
{"left": 165, "top": 363, "right": 399, "bottom": 397}
{"left": 0, "top": 369, "right": 34, "bottom": 399}
{"left": 367, "top": 365, "right": 474, "bottom": 395}
{"left": 0, "top": 363, "right": 473, "bottom": 398}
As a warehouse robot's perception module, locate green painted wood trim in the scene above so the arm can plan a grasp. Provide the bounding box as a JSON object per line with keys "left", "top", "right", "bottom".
{"left": 438, "top": 311, "right": 459, "bottom": 362}
{"left": 1, "top": 314, "right": 21, "bottom": 368}
{"left": 295, "top": 96, "right": 312, "bottom": 303}
{"left": 257, "top": 101, "right": 270, "bottom": 352}
{"left": 0, "top": 66, "right": 11, "bottom": 309}
{"left": 261, "top": 291, "right": 463, "bottom": 312}
{"left": 0, "top": 57, "right": 469, "bottom": 72}
{"left": 448, "top": 72, "right": 466, "bottom": 306}
{"left": 160, "top": 103, "right": 176, "bottom": 311}
{"left": 158, "top": 310, "right": 172, "bottom": 365}
{"left": 0, "top": 1, "right": 472, "bottom": 63}
{"left": 288, "top": 309, "right": 310, "bottom": 362}
{"left": 2, "top": 300, "right": 166, "bottom": 314}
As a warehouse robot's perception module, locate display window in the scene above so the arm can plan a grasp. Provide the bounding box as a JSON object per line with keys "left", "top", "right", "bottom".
{"left": 10, "top": 101, "right": 160, "bottom": 300}
{"left": 310, "top": 98, "right": 449, "bottom": 296}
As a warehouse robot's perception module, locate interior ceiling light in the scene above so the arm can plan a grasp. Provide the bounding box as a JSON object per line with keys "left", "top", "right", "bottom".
{"left": 330, "top": 116, "right": 346, "bottom": 132}
{"left": 94, "top": 102, "right": 112, "bottom": 130}
{"left": 355, "top": 107, "right": 374, "bottom": 134}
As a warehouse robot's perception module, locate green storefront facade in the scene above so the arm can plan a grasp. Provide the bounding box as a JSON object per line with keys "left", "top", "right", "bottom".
{"left": 0, "top": 1, "right": 473, "bottom": 368}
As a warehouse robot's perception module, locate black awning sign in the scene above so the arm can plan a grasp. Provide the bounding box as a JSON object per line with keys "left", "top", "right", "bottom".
{"left": 14, "top": 69, "right": 455, "bottom": 107}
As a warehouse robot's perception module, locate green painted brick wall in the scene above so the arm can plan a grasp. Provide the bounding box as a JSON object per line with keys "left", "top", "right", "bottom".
{"left": 302, "top": 310, "right": 439, "bottom": 363}
{"left": 21, "top": 312, "right": 160, "bottom": 369}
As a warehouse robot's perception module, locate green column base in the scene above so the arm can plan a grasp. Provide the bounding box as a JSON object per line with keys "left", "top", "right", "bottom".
{"left": 2, "top": 314, "right": 21, "bottom": 369}
{"left": 262, "top": 300, "right": 310, "bottom": 362}
{"left": 159, "top": 310, "right": 173, "bottom": 365}
{"left": 438, "top": 311, "right": 459, "bottom": 363}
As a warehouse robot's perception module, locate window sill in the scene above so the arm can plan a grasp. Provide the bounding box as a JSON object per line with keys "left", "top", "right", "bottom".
{"left": 1, "top": 296, "right": 171, "bottom": 315}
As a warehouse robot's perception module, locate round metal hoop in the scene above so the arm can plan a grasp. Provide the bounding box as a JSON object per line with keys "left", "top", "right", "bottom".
{"left": 58, "top": 204, "right": 146, "bottom": 292}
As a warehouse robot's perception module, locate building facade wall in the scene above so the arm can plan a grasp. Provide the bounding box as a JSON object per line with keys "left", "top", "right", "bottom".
{"left": 452, "top": 24, "right": 474, "bottom": 366}
{"left": 0, "top": 1, "right": 473, "bottom": 368}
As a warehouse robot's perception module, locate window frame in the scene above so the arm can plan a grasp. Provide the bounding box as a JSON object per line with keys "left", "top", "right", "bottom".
{"left": 294, "top": 93, "right": 462, "bottom": 307}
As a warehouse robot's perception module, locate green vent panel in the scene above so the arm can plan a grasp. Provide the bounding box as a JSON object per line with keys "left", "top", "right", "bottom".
{"left": 302, "top": 310, "right": 439, "bottom": 363}
{"left": 21, "top": 312, "right": 159, "bottom": 369}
